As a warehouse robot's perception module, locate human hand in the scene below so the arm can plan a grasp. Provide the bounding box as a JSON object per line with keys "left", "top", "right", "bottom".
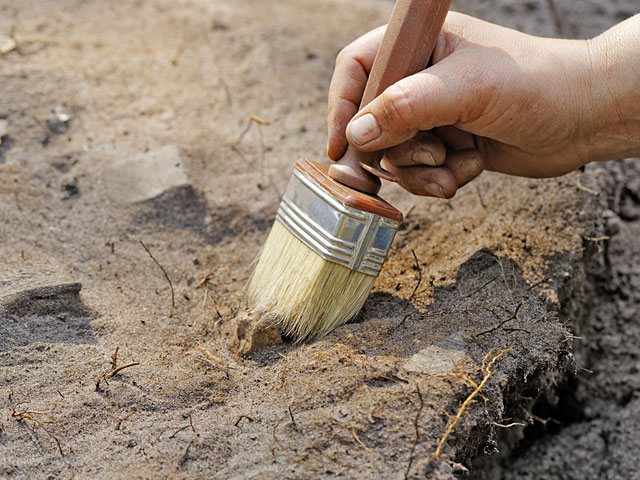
{"left": 327, "top": 12, "right": 640, "bottom": 198}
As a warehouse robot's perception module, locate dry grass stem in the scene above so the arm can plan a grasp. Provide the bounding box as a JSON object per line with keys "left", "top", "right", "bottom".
{"left": 583, "top": 235, "right": 610, "bottom": 242}
{"left": 170, "top": 414, "right": 196, "bottom": 438}
{"left": 475, "top": 303, "right": 526, "bottom": 337}
{"left": 139, "top": 240, "right": 175, "bottom": 317}
{"left": 110, "top": 346, "right": 119, "bottom": 370}
{"left": 404, "top": 386, "right": 424, "bottom": 479}
{"left": 576, "top": 176, "right": 599, "bottom": 195}
{"left": 10, "top": 399, "right": 63, "bottom": 456}
{"left": 235, "top": 415, "right": 255, "bottom": 427}
{"left": 465, "top": 273, "right": 501, "bottom": 298}
{"left": 177, "top": 439, "right": 194, "bottom": 469}
{"left": 406, "top": 249, "right": 422, "bottom": 307}
{"left": 492, "top": 421, "right": 526, "bottom": 428}
{"left": 95, "top": 349, "right": 140, "bottom": 390}
{"left": 352, "top": 429, "right": 371, "bottom": 451}
{"left": 433, "top": 347, "right": 512, "bottom": 460}
{"left": 105, "top": 362, "right": 141, "bottom": 379}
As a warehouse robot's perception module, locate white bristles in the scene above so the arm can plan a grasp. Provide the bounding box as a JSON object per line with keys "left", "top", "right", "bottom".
{"left": 248, "top": 220, "right": 376, "bottom": 342}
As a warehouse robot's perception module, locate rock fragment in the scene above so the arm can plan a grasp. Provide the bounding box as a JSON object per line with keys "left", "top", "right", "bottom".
{"left": 103, "top": 145, "right": 189, "bottom": 204}
{"left": 403, "top": 345, "right": 471, "bottom": 375}
{"left": 0, "top": 34, "right": 16, "bottom": 55}
{"left": 232, "top": 311, "right": 283, "bottom": 356}
{"left": 1, "top": 269, "right": 93, "bottom": 352}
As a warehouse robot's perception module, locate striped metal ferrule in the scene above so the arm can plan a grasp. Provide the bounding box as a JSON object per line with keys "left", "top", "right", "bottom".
{"left": 275, "top": 165, "right": 400, "bottom": 276}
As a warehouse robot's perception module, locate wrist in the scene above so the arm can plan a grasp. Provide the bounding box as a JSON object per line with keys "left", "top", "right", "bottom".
{"left": 580, "top": 14, "right": 640, "bottom": 165}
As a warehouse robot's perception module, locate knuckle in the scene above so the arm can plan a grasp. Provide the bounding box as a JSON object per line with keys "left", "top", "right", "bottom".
{"left": 380, "top": 84, "right": 418, "bottom": 130}
{"left": 335, "top": 44, "right": 356, "bottom": 67}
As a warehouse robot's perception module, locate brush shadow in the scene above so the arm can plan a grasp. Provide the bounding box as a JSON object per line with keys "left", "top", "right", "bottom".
{"left": 322, "top": 248, "right": 555, "bottom": 360}
{"left": 244, "top": 248, "right": 560, "bottom": 369}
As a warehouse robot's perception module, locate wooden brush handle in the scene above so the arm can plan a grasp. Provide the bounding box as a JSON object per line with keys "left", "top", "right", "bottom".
{"left": 328, "top": 0, "right": 452, "bottom": 194}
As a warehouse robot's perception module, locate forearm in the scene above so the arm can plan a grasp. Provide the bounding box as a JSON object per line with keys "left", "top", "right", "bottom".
{"left": 583, "top": 14, "right": 640, "bottom": 163}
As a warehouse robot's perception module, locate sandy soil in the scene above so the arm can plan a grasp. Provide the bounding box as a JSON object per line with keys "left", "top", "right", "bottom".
{"left": 0, "top": 0, "right": 637, "bottom": 479}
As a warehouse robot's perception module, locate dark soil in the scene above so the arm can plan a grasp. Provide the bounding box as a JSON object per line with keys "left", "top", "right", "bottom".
{"left": 0, "top": 0, "right": 637, "bottom": 479}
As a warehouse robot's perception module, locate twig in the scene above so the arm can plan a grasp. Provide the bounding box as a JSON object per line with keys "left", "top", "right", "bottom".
{"left": 139, "top": 240, "right": 175, "bottom": 317}
{"left": 423, "top": 306, "right": 496, "bottom": 318}
{"left": 288, "top": 404, "right": 297, "bottom": 427}
{"left": 492, "top": 421, "right": 525, "bottom": 428}
{"left": 96, "top": 361, "right": 140, "bottom": 391}
{"left": 392, "top": 312, "right": 414, "bottom": 333}
{"left": 195, "top": 265, "right": 219, "bottom": 288}
{"left": 527, "top": 278, "right": 550, "bottom": 291}
{"left": 234, "top": 415, "right": 254, "bottom": 427}
{"left": 406, "top": 249, "right": 422, "bottom": 307}
{"left": 479, "top": 251, "right": 515, "bottom": 305}
{"left": 475, "top": 303, "right": 524, "bottom": 337}
{"left": 404, "top": 386, "right": 424, "bottom": 479}
{"left": 583, "top": 235, "right": 610, "bottom": 242}
{"left": 231, "top": 114, "right": 271, "bottom": 147}
{"left": 576, "top": 176, "right": 599, "bottom": 195}
{"left": 105, "top": 362, "right": 140, "bottom": 380}
{"left": 154, "top": 428, "right": 169, "bottom": 445}
{"left": 532, "top": 414, "right": 561, "bottom": 427}
{"left": 10, "top": 403, "right": 63, "bottom": 456}
{"left": 465, "top": 273, "right": 500, "bottom": 298}
{"left": 115, "top": 405, "right": 138, "bottom": 430}
{"left": 352, "top": 429, "right": 370, "bottom": 451}
{"left": 503, "top": 326, "right": 531, "bottom": 334}
{"left": 177, "top": 440, "right": 194, "bottom": 468}
{"left": 170, "top": 414, "right": 196, "bottom": 438}
{"left": 433, "top": 347, "right": 512, "bottom": 460}
{"left": 111, "top": 347, "right": 119, "bottom": 370}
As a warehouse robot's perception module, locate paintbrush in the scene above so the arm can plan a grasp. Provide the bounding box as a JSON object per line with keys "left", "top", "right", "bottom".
{"left": 249, "top": 0, "right": 452, "bottom": 342}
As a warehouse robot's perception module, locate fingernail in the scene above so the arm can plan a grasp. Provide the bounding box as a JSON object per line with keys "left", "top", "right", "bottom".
{"left": 347, "top": 113, "right": 380, "bottom": 146}
{"left": 461, "top": 156, "right": 483, "bottom": 177}
{"left": 411, "top": 149, "right": 436, "bottom": 166}
{"left": 425, "top": 183, "right": 445, "bottom": 198}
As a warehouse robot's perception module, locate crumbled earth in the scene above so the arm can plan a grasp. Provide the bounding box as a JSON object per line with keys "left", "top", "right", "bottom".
{"left": 0, "top": 1, "right": 637, "bottom": 479}
{"left": 486, "top": 159, "right": 640, "bottom": 480}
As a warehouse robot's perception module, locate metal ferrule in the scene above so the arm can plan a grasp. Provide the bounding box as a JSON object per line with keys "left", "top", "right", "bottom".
{"left": 275, "top": 166, "right": 400, "bottom": 276}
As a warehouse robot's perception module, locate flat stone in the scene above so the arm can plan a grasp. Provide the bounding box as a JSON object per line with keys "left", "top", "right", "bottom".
{"left": 103, "top": 145, "right": 188, "bottom": 204}
{"left": 0, "top": 269, "right": 92, "bottom": 351}
{"left": 0, "top": 268, "right": 82, "bottom": 316}
{"left": 403, "top": 345, "right": 471, "bottom": 375}
{"left": 0, "top": 269, "right": 77, "bottom": 299}
{"left": 0, "top": 34, "right": 16, "bottom": 55}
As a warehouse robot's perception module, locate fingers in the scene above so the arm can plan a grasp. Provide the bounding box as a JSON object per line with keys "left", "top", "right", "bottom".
{"left": 384, "top": 131, "right": 446, "bottom": 167}
{"left": 445, "top": 149, "right": 484, "bottom": 189}
{"left": 386, "top": 148, "right": 483, "bottom": 198}
{"left": 345, "top": 55, "right": 489, "bottom": 152}
{"left": 327, "top": 26, "right": 386, "bottom": 161}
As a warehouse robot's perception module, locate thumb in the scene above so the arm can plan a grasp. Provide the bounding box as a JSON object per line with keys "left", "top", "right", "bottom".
{"left": 345, "top": 61, "right": 480, "bottom": 152}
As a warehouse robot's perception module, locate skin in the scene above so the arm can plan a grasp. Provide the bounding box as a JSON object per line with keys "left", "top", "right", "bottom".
{"left": 327, "top": 13, "right": 640, "bottom": 198}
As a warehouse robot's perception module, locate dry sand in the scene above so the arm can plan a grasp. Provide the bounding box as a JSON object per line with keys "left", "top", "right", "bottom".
{"left": 1, "top": 0, "right": 638, "bottom": 478}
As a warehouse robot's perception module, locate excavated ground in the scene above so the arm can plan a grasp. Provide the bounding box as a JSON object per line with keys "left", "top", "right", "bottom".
{"left": 0, "top": 0, "right": 637, "bottom": 479}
